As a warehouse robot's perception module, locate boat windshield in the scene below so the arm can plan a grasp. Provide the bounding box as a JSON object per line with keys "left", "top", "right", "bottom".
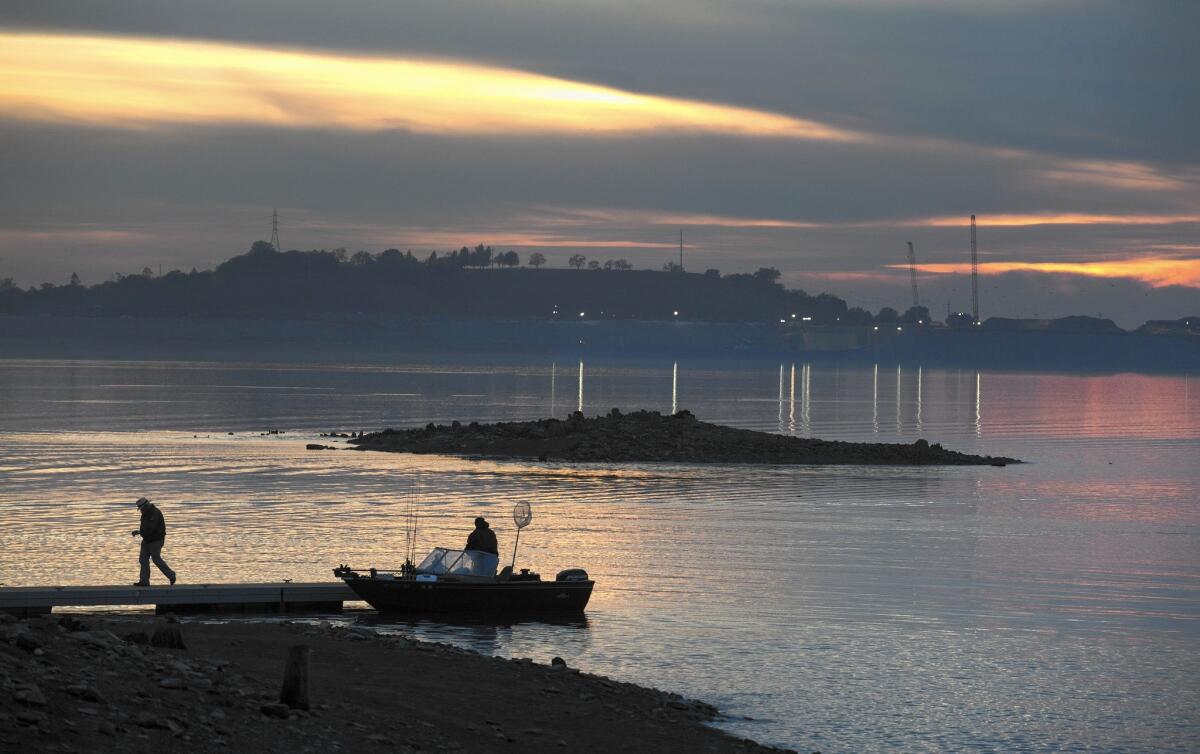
{"left": 415, "top": 548, "right": 499, "bottom": 577}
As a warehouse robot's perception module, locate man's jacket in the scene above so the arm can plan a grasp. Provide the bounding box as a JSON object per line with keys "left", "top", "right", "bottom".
{"left": 138, "top": 504, "right": 167, "bottom": 542}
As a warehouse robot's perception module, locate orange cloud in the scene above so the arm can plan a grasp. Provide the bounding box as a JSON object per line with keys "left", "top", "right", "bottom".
{"left": 911, "top": 213, "right": 1200, "bottom": 228}
{"left": 893, "top": 257, "right": 1200, "bottom": 288}
{"left": 0, "top": 31, "right": 863, "bottom": 141}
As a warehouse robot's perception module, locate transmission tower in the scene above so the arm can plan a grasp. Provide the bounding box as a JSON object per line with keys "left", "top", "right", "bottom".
{"left": 269, "top": 209, "right": 281, "bottom": 252}
{"left": 970, "top": 214, "right": 979, "bottom": 323}
{"left": 906, "top": 241, "right": 920, "bottom": 309}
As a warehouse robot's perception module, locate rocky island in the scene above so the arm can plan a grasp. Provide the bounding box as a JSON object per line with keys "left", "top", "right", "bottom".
{"left": 347, "top": 409, "right": 1018, "bottom": 466}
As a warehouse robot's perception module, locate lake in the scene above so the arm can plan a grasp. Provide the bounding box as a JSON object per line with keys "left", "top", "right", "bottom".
{"left": 0, "top": 357, "right": 1196, "bottom": 752}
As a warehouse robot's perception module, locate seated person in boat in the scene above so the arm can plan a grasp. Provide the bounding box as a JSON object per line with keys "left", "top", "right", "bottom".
{"left": 466, "top": 516, "right": 499, "bottom": 555}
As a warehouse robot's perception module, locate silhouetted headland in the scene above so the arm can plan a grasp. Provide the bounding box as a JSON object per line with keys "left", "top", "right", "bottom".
{"left": 349, "top": 409, "right": 1019, "bottom": 465}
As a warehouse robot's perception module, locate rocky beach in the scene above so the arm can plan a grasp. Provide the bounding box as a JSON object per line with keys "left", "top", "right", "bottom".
{"left": 0, "top": 612, "right": 793, "bottom": 753}
{"left": 345, "top": 409, "right": 1019, "bottom": 466}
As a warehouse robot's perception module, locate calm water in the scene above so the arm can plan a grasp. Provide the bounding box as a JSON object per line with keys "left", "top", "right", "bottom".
{"left": 0, "top": 357, "right": 1197, "bottom": 753}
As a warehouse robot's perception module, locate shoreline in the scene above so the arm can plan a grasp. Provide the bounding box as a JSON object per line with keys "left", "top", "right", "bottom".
{"left": 347, "top": 409, "right": 1020, "bottom": 466}
{"left": 1, "top": 612, "right": 795, "bottom": 753}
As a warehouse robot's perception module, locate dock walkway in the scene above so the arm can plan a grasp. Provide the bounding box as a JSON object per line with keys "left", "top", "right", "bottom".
{"left": 0, "top": 582, "right": 357, "bottom": 616}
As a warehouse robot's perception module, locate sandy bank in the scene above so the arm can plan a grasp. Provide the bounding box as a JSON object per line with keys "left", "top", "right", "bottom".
{"left": 1, "top": 612, "right": 794, "bottom": 753}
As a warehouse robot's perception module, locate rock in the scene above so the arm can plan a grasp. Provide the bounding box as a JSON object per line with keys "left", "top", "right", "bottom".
{"left": 15, "top": 633, "right": 42, "bottom": 652}
{"left": 14, "top": 684, "right": 47, "bottom": 706}
{"left": 260, "top": 702, "right": 291, "bottom": 719}
{"left": 135, "top": 712, "right": 167, "bottom": 729}
{"left": 159, "top": 677, "right": 187, "bottom": 690}
{"left": 66, "top": 683, "right": 105, "bottom": 703}
{"left": 57, "top": 616, "right": 89, "bottom": 632}
{"left": 165, "top": 718, "right": 187, "bottom": 736}
{"left": 15, "top": 708, "right": 47, "bottom": 726}
{"left": 366, "top": 733, "right": 393, "bottom": 744}
{"left": 550, "top": 657, "right": 568, "bottom": 671}
{"left": 123, "top": 631, "right": 150, "bottom": 645}
{"left": 97, "top": 720, "right": 117, "bottom": 736}
{"left": 151, "top": 625, "right": 186, "bottom": 650}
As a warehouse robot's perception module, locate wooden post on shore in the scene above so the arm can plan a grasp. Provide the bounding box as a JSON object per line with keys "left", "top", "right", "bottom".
{"left": 279, "top": 644, "right": 310, "bottom": 710}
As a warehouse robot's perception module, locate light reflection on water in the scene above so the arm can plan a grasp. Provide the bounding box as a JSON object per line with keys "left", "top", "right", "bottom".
{"left": 0, "top": 358, "right": 1197, "bottom": 753}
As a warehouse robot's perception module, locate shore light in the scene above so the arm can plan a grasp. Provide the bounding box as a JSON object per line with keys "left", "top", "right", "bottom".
{"left": 579, "top": 311, "right": 585, "bottom": 317}
{"left": 802, "top": 316, "right": 812, "bottom": 322}
{"left": 897, "top": 326, "right": 902, "bottom": 332}
{"left": 873, "top": 326, "right": 879, "bottom": 331}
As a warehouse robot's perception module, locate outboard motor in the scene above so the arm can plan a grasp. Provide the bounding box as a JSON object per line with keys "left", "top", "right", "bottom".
{"left": 556, "top": 568, "right": 589, "bottom": 582}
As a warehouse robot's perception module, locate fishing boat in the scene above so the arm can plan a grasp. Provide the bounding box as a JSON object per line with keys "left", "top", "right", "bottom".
{"left": 333, "top": 502, "right": 594, "bottom": 616}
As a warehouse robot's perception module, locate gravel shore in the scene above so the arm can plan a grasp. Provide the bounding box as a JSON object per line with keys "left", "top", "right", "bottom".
{"left": 1, "top": 612, "right": 795, "bottom": 753}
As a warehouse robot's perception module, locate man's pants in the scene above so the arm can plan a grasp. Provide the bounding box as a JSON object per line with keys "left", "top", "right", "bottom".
{"left": 139, "top": 539, "right": 176, "bottom": 584}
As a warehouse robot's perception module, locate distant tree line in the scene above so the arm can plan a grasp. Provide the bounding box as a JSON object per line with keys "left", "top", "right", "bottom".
{"left": 0, "top": 241, "right": 1110, "bottom": 329}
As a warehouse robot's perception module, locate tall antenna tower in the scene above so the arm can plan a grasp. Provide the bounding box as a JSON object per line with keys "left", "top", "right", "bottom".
{"left": 269, "top": 209, "right": 281, "bottom": 252}
{"left": 970, "top": 214, "right": 979, "bottom": 323}
{"left": 906, "top": 241, "right": 920, "bottom": 309}
{"left": 679, "top": 229, "right": 684, "bottom": 271}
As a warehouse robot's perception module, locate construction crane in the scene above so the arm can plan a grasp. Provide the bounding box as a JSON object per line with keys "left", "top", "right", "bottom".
{"left": 906, "top": 241, "right": 920, "bottom": 309}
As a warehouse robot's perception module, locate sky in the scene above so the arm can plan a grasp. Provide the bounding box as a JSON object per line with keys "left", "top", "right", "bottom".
{"left": 0, "top": 0, "right": 1197, "bottom": 326}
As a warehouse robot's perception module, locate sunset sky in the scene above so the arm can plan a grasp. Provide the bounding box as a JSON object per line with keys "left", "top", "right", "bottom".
{"left": 1, "top": 1, "right": 1196, "bottom": 325}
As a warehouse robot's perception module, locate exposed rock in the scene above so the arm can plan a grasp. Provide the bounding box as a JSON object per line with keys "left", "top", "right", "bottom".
{"left": 159, "top": 677, "right": 187, "bottom": 690}
{"left": 15, "top": 633, "right": 42, "bottom": 652}
{"left": 150, "top": 625, "right": 186, "bottom": 650}
{"left": 14, "top": 684, "right": 47, "bottom": 706}
{"left": 65, "top": 683, "right": 105, "bottom": 703}
{"left": 350, "top": 410, "right": 1020, "bottom": 466}
{"left": 260, "top": 702, "right": 291, "bottom": 719}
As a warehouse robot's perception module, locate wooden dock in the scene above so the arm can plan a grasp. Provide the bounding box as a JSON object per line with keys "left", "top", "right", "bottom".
{"left": 0, "top": 582, "right": 358, "bottom": 616}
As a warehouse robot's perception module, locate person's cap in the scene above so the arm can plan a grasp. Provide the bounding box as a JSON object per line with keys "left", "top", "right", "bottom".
{"left": 135, "top": 497, "right": 150, "bottom": 508}
{"left": 474, "top": 516, "right": 487, "bottom": 526}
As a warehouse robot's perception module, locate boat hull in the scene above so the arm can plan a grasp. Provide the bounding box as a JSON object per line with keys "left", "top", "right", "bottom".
{"left": 343, "top": 577, "right": 594, "bottom": 616}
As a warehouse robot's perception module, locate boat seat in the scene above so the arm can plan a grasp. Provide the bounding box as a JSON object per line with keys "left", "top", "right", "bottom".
{"left": 496, "top": 566, "right": 513, "bottom": 582}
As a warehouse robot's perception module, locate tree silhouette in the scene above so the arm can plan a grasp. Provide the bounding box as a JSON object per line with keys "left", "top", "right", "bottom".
{"left": 875, "top": 306, "right": 899, "bottom": 323}
{"left": 588, "top": 260, "right": 601, "bottom": 270}
{"left": 528, "top": 252, "right": 546, "bottom": 269}
{"left": 568, "top": 254, "right": 586, "bottom": 269}
{"left": 69, "top": 272, "right": 81, "bottom": 287}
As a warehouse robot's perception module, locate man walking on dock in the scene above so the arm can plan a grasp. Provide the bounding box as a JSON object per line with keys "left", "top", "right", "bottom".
{"left": 132, "top": 497, "right": 176, "bottom": 586}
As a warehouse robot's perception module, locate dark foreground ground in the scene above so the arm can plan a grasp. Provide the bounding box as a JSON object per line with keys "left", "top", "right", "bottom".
{"left": 1, "top": 612, "right": 794, "bottom": 753}
{"left": 347, "top": 409, "right": 1018, "bottom": 465}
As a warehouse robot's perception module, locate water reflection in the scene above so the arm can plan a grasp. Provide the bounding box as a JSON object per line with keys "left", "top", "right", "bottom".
{"left": 777, "top": 364, "right": 785, "bottom": 433}
{"left": 550, "top": 362, "right": 556, "bottom": 416}
{"left": 787, "top": 363, "right": 795, "bottom": 434}
{"left": 801, "top": 363, "right": 811, "bottom": 436}
{"left": 672, "top": 361, "right": 678, "bottom": 415}
{"left": 917, "top": 366, "right": 923, "bottom": 433}
{"left": 975, "top": 370, "right": 982, "bottom": 437}
{"left": 872, "top": 363, "right": 879, "bottom": 434}
{"left": 896, "top": 364, "right": 902, "bottom": 434}
{"left": 577, "top": 359, "right": 584, "bottom": 413}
